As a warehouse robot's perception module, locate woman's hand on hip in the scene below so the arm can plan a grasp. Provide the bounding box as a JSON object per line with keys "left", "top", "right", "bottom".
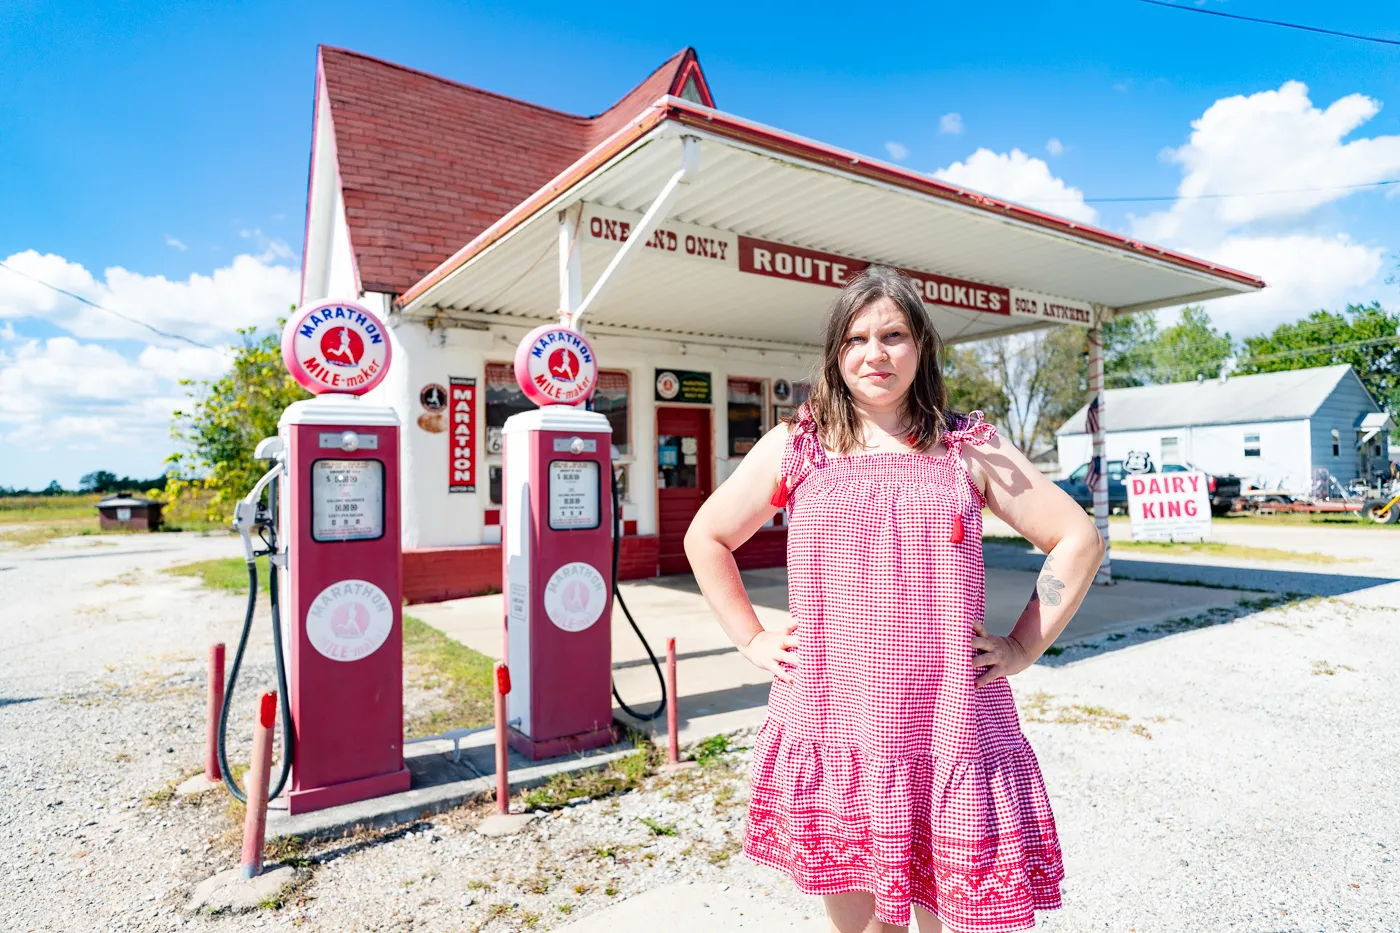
{"left": 971, "top": 620, "right": 1033, "bottom": 688}
{"left": 740, "top": 620, "right": 799, "bottom": 684}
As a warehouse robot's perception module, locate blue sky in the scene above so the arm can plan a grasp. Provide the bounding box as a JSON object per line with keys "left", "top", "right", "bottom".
{"left": 2, "top": 0, "right": 1398, "bottom": 489}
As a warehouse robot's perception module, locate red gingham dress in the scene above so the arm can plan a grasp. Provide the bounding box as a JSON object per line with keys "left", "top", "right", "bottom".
{"left": 743, "top": 408, "right": 1065, "bottom": 931}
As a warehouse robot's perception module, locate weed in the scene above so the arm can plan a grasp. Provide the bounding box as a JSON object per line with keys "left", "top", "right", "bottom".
{"left": 264, "top": 835, "right": 314, "bottom": 869}
{"left": 1130, "top": 724, "right": 1153, "bottom": 740}
{"left": 557, "top": 903, "right": 574, "bottom": 915}
{"left": 691, "top": 734, "right": 733, "bottom": 766}
{"left": 604, "top": 885, "right": 619, "bottom": 896}
{"left": 518, "top": 909, "right": 541, "bottom": 928}
{"left": 466, "top": 879, "right": 494, "bottom": 891}
{"left": 572, "top": 883, "right": 591, "bottom": 895}
{"left": 520, "top": 874, "right": 552, "bottom": 895}
{"left": 637, "top": 816, "right": 677, "bottom": 837}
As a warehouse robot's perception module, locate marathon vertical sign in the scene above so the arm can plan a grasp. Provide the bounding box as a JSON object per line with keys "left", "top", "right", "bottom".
{"left": 449, "top": 377, "right": 477, "bottom": 493}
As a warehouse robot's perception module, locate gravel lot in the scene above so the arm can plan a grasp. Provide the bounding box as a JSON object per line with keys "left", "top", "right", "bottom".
{"left": 2, "top": 532, "right": 1397, "bottom": 932}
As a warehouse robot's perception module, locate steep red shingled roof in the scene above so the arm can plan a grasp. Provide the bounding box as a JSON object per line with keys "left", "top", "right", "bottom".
{"left": 316, "top": 45, "right": 709, "bottom": 295}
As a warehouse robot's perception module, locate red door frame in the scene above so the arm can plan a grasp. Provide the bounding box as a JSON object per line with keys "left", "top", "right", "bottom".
{"left": 654, "top": 405, "right": 713, "bottom": 576}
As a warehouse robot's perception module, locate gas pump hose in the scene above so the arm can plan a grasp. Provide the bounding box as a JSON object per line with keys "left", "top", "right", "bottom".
{"left": 217, "top": 473, "right": 296, "bottom": 804}
{"left": 609, "top": 467, "right": 667, "bottom": 722}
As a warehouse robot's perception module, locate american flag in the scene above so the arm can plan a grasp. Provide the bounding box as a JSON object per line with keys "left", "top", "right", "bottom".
{"left": 1084, "top": 395, "right": 1102, "bottom": 493}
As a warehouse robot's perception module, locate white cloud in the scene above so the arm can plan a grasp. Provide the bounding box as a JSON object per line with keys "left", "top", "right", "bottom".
{"left": 1126, "top": 81, "right": 1399, "bottom": 334}
{"left": 939, "top": 112, "right": 964, "bottom": 135}
{"left": 165, "top": 235, "right": 188, "bottom": 251}
{"left": 1133, "top": 81, "right": 1400, "bottom": 244}
{"left": 138, "top": 345, "right": 236, "bottom": 383}
{"left": 1045, "top": 138, "right": 1064, "bottom": 157}
{"left": 934, "top": 148, "right": 1099, "bottom": 224}
{"left": 1178, "top": 233, "right": 1386, "bottom": 336}
{"left": 0, "top": 322, "right": 15, "bottom": 342}
{"left": 884, "top": 141, "right": 909, "bottom": 160}
{"left": 0, "top": 249, "right": 299, "bottom": 346}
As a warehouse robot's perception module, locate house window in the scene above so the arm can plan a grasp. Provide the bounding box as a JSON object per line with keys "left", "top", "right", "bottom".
{"left": 1331, "top": 428, "right": 1340, "bottom": 458}
{"left": 727, "top": 377, "right": 766, "bottom": 457}
{"left": 1160, "top": 436, "right": 1180, "bottom": 464}
{"left": 485, "top": 362, "right": 531, "bottom": 460}
{"left": 1244, "top": 432, "right": 1261, "bottom": 458}
{"left": 592, "top": 370, "right": 631, "bottom": 456}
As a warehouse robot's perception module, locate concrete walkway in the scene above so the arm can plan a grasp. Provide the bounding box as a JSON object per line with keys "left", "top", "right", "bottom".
{"left": 410, "top": 559, "right": 1251, "bottom": 746}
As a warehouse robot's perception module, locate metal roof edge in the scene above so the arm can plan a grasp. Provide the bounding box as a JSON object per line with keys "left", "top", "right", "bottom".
{"left": 398, "top": 95, "right": 1268, "bottom": 312}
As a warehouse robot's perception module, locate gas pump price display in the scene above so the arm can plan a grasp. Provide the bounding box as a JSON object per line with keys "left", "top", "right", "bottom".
{"left": 311, "top": 459, "right": 386, "bottom": 542}
{"left": 548, "top": 460, "right": 600, "bottom": 530}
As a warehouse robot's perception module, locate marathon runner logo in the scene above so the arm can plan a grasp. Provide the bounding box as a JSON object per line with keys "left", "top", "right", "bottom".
{"left": 282, "top": 299, "right": 393, "bottom": 396}
{"left": 513, "top": 324, "right": 598, "bottom": 407}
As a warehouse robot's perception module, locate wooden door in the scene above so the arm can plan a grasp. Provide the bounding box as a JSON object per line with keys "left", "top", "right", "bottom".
{"left": 656, "top": 406, "right": 712, "bottom": 575}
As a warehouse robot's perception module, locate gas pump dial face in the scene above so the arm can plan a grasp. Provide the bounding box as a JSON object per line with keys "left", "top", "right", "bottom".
{"left": 311, "top": 459, "right": 385, "bottom": 542}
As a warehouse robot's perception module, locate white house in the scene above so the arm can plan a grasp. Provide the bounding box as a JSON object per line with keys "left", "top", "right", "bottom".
{"left": 1056, "top": 364, "right": 1394, "bottom": 493}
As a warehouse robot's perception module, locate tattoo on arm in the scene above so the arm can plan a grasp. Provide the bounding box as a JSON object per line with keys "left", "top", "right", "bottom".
{"left": 1034, "top": 554, "right": 1065, "bottom": 607}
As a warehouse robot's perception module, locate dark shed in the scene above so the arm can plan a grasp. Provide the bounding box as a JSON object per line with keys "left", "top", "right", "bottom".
{"left": 96, "top": 495, "right": 165, "bottom": 531}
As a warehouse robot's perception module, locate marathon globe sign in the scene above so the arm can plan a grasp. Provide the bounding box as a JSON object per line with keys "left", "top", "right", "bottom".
{"left": 513, "top": 324, "right": 598, "bottom": 407}
{"left": 283, "top": 299, "right": 392, "bottom": 395}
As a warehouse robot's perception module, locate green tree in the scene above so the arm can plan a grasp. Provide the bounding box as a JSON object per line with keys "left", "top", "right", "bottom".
{"left": 79, "top": 470, "right": 118, "bottom": 493}
{"left": 1101, "top": 311, "right": 1159, "bottom": 388}
{"left": 166, "top": 321, "right": 310, "bottom": 521}
{"left": 944, "top": 343, "right": 1009, "bottom": 428}
{"left": 1235, "top": 303, "right": 1400, "bottom": 424}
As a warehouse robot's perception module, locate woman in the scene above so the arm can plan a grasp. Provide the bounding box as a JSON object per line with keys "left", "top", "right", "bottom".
{"left": 684, "top": 266, "right": 1104, "bottom": 933}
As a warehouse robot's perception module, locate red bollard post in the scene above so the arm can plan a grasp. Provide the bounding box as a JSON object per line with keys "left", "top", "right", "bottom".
{"left": 494, "top": 664, "right": 511, "bottom": 815}
{"left": 666, "top": 637, "right": 679, "bottom": 765}
{"left": 239, "top": 692, "right": 277, "bottom": 880}
{"left": 205, "top": 643, "right": 225, "bottom": 782}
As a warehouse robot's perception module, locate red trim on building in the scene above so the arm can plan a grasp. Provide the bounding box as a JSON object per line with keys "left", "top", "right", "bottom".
{"left": 404, "top": 535, "right": 663, "bottom": 604}
{"left": 669, "top": 52, "right": 715, "bottom": 108}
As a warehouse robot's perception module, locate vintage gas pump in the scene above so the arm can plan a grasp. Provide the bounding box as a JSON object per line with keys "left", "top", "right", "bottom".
{"left": 221, "top": 299, "right": 409, "bottom": 815}
{"left": 500, "top": 324, "right": 622, "bottom": 760}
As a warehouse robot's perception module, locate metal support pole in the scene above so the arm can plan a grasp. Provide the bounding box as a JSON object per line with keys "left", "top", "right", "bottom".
{"left": 558, "top": 204, "right": 583, "bottom": 326}
{"left": 494, "top": 664, "right": 511, "bottom": 814}
{"left": 569, "top": 135, "right": 701, "bottom": 330}
{"left": 239, "top": 691, "right": 277, "bottom": 880}
{"left": 205, "top": 643, "right": 225, "bottom": 782}
{"left": 666, "top": 638, "right": 679, "bottom": 765}
{"left": 1088, "top": 320, "right": 1112, "bottom": 584}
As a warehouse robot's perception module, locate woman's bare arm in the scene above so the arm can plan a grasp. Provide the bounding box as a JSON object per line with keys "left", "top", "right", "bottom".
{"left": 683, "top": 423, "right": 799, "bottom": 681}
{"left": 964, "top": 433, "right": 1105, "bottom": 677}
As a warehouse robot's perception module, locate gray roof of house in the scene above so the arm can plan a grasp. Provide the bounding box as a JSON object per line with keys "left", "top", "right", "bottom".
{"left": 1057, "top": 364, "right": 1371, "bottom": 435}
{"left": 96, "top": 496, "right": 162, "bottom": 507}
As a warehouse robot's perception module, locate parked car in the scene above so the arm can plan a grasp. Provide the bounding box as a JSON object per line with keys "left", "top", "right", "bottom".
{"left": 1056, "top": 460, "right": 1241, "bottom": 516}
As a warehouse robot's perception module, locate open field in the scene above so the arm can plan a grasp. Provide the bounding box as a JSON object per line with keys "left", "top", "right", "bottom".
{"left": 0, "top": 494, "right": 224, "bottom": 547}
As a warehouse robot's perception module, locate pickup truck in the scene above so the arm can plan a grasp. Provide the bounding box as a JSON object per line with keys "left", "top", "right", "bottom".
{"left": 1056, "top": 461, "right": 1241, "bottom": 515}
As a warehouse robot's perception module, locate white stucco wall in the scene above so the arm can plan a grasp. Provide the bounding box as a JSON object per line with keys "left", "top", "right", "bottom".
{"left": 1057, "top": 419, "right": 1313, "bottom": 490}
{"left": 373, "top": 319, "right": 818, "bottom": 550}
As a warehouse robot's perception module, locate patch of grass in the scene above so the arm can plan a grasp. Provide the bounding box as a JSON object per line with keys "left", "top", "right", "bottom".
{"left": 603, "top": 885, "right": 619, "bottom": 897}
{"left": 518, "top": 909, "right": 542, "bottom": 928}
{"left": 1311, "top": 660, "right": 1357, "bottom": 676}
{"left": 1042, "top": 646, "right": 1064, "bottom": 657}
{"left": 1021, "top": 691, "right": 1151, "bottom": 737}
{"left": 401, "top": 615, "right": 495, "bottom": 738}
{"left": 165, "top": 556, "right": 268, "bottom": 593}
{"left": 1114, "top": 539, "right": 1337, "bottom": 564}
{"left": 264, "top": 835, "right": 315, "bottom": 869}
{"left": 518, "top": 741, "right": 662, "bottom": 811}
{"left": 466, "top": 879, "right": 494, "bottom": 892}
{"left": 520, "top": 874, "right": 553, "bottom": 895}
{"left": 637, "top": 816, "right": 677, "bottom": 837}
{"left": 144, "top": 767, "right": 202, "bottom": 806}
{"left": 557, "top": 903, "right": 574, "bottom": 915}
{"left": 572, "top": 883, "right": 591, "bottom": 895}
{"left": 690, "top": 734, "right": 732, "bottom": 767}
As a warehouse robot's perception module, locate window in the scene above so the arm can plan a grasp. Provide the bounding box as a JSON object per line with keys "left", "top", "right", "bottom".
{"left": 1068, "top": 464, "right": 1088, "bottom": 483}
{"left": 1331, "top": 428, "right": 1340, "bottom": 458}
{"left": 727, "top": 377, "right": 766, "bottom": 457}
{"left": 485, "top": 362, "right": 530, "bottom": 458}
{"left": 1160, "top": 436, "right": 1180, "bottom": 464}
{"left": 1106, "top": 460, "right": 1125, "bottom": 482}
{"left": 1244, "top": 432, "right": 1261, "bottom": 458}
{"left": 592, "top": 370, "right": 631, "bottom": 456}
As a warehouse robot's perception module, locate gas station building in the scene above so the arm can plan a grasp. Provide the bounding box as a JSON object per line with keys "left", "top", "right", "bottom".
{"left": 298, "top": 45, "right": 1263, "bottom": 604}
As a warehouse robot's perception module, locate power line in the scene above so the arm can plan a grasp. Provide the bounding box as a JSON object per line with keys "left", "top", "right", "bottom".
{"left": 1134, "top": 0, "right": 1400, "bottom": 47}
{"left": 1081, "top": 179, "right": 1400, "bottom": 204}
{"left": 0, "top": 260, "right": 213, "bottom": 349}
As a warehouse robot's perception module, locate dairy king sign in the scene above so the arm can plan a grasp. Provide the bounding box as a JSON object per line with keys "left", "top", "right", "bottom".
{"left": 448, "top": 377, "right": 477, "bottom": 493}
{"left": 1127, "top": 472, "right": 1211, "bottom": 541}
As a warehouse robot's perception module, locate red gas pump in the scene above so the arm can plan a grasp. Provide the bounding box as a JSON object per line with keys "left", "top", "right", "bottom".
{"left": 220, "top": 299, "right": 409, "bottom": 815}
{"left": 501, "top": 325, "right": 622, "bottom": 759}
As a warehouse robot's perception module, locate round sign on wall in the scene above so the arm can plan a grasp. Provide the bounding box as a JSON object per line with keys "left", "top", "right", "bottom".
{"left": 513, "top": 324, "right": 598, "bottom": 407}
{"left": 282, "top": 300, "right": 392, "bottom": 396}
{"left": 655, "top": 371, "right": 680, "bottom": 400}
{"left": 543, "top": 562, "right": 608, "bottom": 632}
{"left": 305, "top": 579, "right": 394, "bottom": 662}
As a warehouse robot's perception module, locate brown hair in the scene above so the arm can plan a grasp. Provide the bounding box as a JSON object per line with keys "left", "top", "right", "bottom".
{"left": 792, "top": 265, "right": 952, "bottom": 455}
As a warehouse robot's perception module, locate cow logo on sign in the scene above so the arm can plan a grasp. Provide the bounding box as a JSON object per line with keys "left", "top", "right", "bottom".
{"left": 543, "top": 562, "right": 608, "bottom": 632}
{"left": 1125, "top": 450, "right": 1154, "bottom": 474}
{"left": 513, "top": 324, "right": 598, "bottom": 407}
{"left": 305, "top": 579, "right": 394, "bottom": 662}
{"left": 281, "top": 300, "right": 392, "bottom": 395}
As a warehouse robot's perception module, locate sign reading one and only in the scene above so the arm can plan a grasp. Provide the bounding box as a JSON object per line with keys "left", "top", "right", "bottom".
{"left": 582, "top": 203, "right": 1094, "bottom": 325}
